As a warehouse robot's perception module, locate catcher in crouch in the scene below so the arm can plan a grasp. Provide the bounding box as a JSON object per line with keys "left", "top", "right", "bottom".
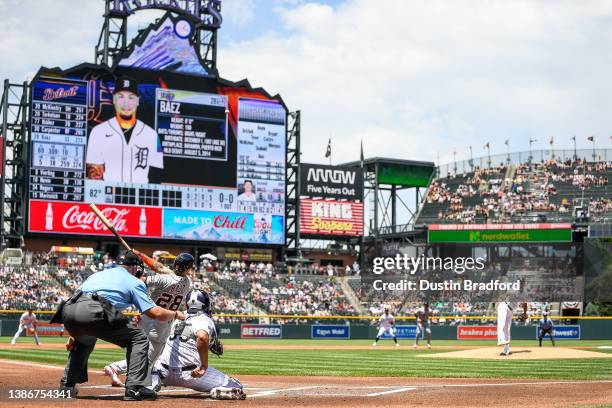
{"left": 150, "top": 289, "right": 245, "bottom": 400}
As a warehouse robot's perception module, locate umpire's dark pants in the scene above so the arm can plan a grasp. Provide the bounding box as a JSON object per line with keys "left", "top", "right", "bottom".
{"left": 60, "top": 296, "right": 149, "bottom": 388}
{"left": 538, "top": 328, "right": 555, "bottom": 346}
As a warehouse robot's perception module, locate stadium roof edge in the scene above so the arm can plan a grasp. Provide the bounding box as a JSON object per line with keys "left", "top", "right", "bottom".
{"left": 339, "top": 157, "right": 435, "bottom": 169}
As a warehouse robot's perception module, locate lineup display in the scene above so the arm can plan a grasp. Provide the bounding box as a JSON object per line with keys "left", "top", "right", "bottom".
{"left": 28, "top": 67, "right": 286, "bottom": 245}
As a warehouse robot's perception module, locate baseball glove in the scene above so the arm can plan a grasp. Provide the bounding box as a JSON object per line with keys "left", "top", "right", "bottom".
{"left": 209, "top": 337, "right": 224, "bottom": 357}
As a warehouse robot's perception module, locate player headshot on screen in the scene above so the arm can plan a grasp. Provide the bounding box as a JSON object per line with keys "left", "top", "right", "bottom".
{"left": 85, "top": 76, "right": 163, "bottom": 183}
{"left": 238, "top": 180, "right": 257, "bottom": 202}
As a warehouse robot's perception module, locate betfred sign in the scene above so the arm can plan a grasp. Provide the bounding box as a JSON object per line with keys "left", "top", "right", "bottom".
{"left": 240, "top": 324, "right": 282, "bottom": 339}
{"left": 299, "top": 198, "right": 364, "bottom": 236}
{"left": 28, "top": 200, "right": 162, "bottom": 238}
{"left": 457, "top": 325, "right": 497, "bottom": 340}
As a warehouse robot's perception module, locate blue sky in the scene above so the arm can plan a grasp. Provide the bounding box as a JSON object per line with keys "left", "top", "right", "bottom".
{"left": 1, "top": 0, "right": 611, "bottom": 166}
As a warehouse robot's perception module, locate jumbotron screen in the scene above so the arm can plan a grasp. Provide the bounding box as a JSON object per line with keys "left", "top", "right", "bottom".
{"left": 27, "top": 66, "right": 286, "bottom": 245}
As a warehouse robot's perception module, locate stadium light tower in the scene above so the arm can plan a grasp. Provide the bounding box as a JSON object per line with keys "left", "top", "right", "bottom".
{"left": 468, "top": 145, "right": 473, "bottom": 171}
{"left": 529, "top": 138, "right": 537, "bottom": 164}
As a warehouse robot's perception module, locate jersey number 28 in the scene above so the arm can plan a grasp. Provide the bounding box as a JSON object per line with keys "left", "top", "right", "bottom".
{"left": 156, "top": 293, "right": 184, "bottom": 311}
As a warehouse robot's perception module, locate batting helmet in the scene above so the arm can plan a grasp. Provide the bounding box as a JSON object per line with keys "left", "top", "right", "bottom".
{"left": 186, "top": 289, "right": 212, "bottom": 315}
{"left": 173, "top": 253, "right": 195, "bottom": 275}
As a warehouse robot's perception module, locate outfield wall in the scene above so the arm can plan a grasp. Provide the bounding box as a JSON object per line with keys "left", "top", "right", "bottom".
{"left": 2, "top": 320, "right": 611, "bottom": 340}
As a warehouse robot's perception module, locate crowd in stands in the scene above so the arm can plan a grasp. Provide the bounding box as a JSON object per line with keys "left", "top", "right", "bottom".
{"left": 0, "top": 266, "right": 67, "bottom": 310}
{"left": 422, "top": 158, "right": 612, "bottom": 224}
{"left": 208, "top": 260, "right": 356, "bottom": 316}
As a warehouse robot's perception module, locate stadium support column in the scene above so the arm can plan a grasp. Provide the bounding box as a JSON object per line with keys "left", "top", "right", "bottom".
{"left": 391, "top": 185, "right": 396, "bottom": 234}
{"left": 285, "top": 111, "right": 301, "bottom": 259}
{"left": 95, "top": 0, "right": 128, "bottom": 66}
{"left": 0, "top": 80, "right": 28, "bottom": 249}
{"left": 0, "top": 80, "right": 7, "bottom": 250}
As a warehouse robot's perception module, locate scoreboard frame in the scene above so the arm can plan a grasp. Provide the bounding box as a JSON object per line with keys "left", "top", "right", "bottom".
{"left": 24, "top": 63, "right": 290, "bottom": 248}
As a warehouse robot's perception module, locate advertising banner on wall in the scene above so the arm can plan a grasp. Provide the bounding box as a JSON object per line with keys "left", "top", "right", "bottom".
{"left": 240, "top": 324, "right": 282, "bottom": 339}
{"left": 299, "top": 163, "right": 363, "bottom": 200}
{"left": 299, "top": 198, "right": 364, "bottom": 236}
{"left": 162, "top": 208, "right": 284, "bottom": 244}
{"left": 457, "top": 325, "right": 498, "bottom": 340}
{"left": 29, "top": 200, "right": 163, "bottom": 238}
{"left": 535, "top": 325, "right": 580, "bottom": 340}
{"left": 311, "top": 325, "right": 350, "bottom": 339}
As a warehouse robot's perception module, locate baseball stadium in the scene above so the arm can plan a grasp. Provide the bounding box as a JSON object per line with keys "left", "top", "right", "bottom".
{"left": 1, "top": 1, "right": 612, "bottom": 407}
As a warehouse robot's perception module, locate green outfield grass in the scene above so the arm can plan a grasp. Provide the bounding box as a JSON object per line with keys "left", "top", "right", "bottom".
{"left": 2, "top": 337, "right": 612, "bottom": 380}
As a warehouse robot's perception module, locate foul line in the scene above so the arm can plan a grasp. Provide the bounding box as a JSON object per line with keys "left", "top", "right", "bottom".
{"left": 248, "top": 386, "right": 323, "bottom": 398}
{"left": 367, "top": 387, "right": 416, "bottom": 397}
{"left": 0, "top": 359, "right": 103, "bottom": 376}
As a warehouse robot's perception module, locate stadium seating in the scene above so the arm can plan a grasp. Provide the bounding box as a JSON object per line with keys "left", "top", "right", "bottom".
{"left": 417, "top": 159, "right": 611, "bottom": 225}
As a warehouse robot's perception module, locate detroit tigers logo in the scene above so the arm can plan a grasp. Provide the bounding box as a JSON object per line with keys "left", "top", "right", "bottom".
{"left": 134, "top": 146, "right": 149, "bottom": 169}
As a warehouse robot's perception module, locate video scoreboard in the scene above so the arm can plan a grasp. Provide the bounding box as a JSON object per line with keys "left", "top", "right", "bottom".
{"left": 28, "top": 70, "right": 286, "bottom": 245}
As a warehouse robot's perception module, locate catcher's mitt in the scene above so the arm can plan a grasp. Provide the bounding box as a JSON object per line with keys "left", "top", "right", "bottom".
{"left": 209, "top": 337, "right": 224, "bottom": 357}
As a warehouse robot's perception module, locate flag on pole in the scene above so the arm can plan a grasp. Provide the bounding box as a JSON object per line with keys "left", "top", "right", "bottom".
{"left": 325, "top": 137, "right": 331, "bottom": 158}
{"left": 504, "top": 140, "right": 509, "bottom": 146}
{"left": 571, "top": 136, "right": 576, "bottom": 141}
{"left": 587, "top": 135, "right": 594, "bottom": 142}
{"left": 484, "top": 142, "right": 490, "bottom": 149}
{"left": 549, "top": 136, "right": 554, "bottom": 145}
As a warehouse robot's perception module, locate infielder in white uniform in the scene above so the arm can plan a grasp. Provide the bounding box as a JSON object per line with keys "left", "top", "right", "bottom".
{"left": 11, "top": 308, "right": 41, "bottom": 345}
{"left": 86, "top": 76, "right": 163, "bottom": 183}
{"left": 103, "top": 253, "right": 193, "bottom": 387}
{"left": 372, "top": 307, "right": 399, "bottom": 347}
{"left": 497, "top": 301, "right": 513, "bottom": 356}
{"left": 150, "top": 289, "right": 245, "bottom": 400}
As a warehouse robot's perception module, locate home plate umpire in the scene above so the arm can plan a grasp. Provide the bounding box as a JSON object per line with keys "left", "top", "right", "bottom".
{"left": 52, "top": 251, "right": 185, "bottom": 400}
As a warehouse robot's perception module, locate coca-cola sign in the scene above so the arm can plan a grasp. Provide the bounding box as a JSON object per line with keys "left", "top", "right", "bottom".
{"left": 29, "top": 200, "right": 162, "bottom": 238}
{"left": 62, "top": 206, "right": 130, "bottom": 232}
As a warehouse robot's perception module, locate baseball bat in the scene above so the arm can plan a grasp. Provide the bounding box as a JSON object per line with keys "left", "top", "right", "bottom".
{"left": 89, "top": 203, "right": 173, "bottom": 274}
{"left": 89, "top": 203, "right": 132, "bottom": 251}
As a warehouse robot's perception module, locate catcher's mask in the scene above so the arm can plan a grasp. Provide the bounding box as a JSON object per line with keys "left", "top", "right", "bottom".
{"left": 186, "top": 289, "right": 212, "bottom": 315}
{"left": 173, "top": 252, "right": 195, "bottom": 276}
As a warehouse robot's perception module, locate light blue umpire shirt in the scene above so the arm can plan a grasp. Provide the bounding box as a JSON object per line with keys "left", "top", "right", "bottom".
{"left": 79, "top": 266, "right": 156, "bottom": 313}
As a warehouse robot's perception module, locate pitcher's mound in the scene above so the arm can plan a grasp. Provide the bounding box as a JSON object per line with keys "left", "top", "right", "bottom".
{"left": 420, "top": 347, "right": 612, "bottom": 360}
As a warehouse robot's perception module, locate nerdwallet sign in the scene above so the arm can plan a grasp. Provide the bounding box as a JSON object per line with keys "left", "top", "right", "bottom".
{"left": 111, "top": 0, "right": 223, "bottom": 27}
{"left": 300, "top": 163, "right": 363, "bottom": 200}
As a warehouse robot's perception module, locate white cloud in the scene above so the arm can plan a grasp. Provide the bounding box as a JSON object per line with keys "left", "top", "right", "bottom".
{"left": 1, "top": 0, "right": 612, "bottom": 167}
{"left": 222, "top": 0, "right": 256, "bottom": 27}
{"left": 219, "top": 0, "right": 612, "bottom": 165}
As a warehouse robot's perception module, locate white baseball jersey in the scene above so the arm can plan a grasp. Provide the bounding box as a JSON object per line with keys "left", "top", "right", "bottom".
{"left": 147, "top": 273, "right": 191, "bottom": 310}
{"left": 86, "top": 117, "right": 163, "bottom": 183}
{"left": 379, "top": 313, "right": 395, "bottom": 328}
{"left": 497, "top": 301, "right": 513, "bottom": 345}
{"left": 20, "top": 312, "right": 37, "bottom": 326}
{"left": 158, "top": 312, "right": 217, "bottom": 368}
{"left": 108, "top": 273, "right": 191, "bottom": 375}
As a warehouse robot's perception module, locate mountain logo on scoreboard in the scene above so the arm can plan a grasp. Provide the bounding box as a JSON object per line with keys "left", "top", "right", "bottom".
{"left": 116, "top": 12, "right": 208, "bottom": 76}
